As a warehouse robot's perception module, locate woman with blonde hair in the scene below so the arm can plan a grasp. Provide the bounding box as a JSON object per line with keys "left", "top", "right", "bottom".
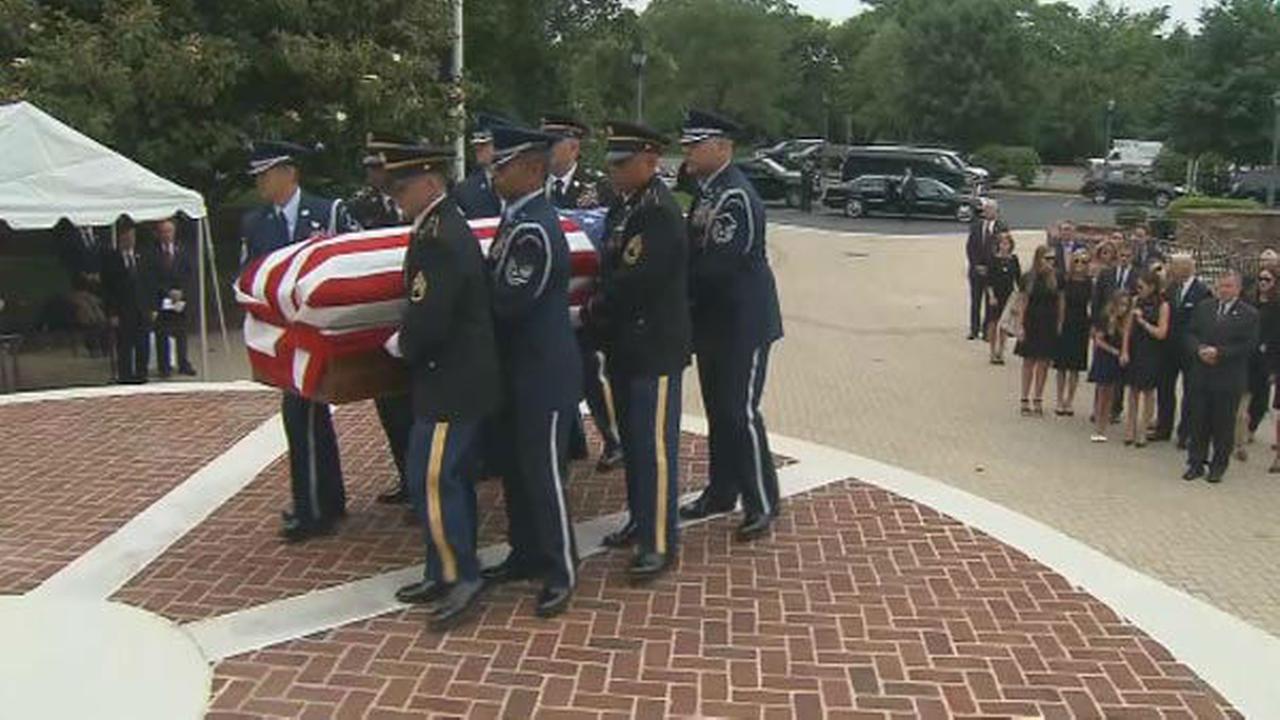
{"left": 1054, "top": 248, "right": 1092, "bottom": 415}
{"left": 1016, "top": 245, "right": 1061, "bottom": 416}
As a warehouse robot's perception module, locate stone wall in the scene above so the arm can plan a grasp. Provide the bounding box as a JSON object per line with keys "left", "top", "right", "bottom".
{"left": 1173, "top": 210, "right": 1280, "bottom": 278}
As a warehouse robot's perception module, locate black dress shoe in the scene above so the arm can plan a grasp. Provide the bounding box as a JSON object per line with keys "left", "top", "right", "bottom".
{"left": 595, "top": 447, "right": 625, "bottom": 473}
{"left": 430, "top": 579, "right": 485, "bottom": 631}
{"left": 678, "top": 495, "right": 735, "bottom": 521}
{"left": 396, "top": 579, "right": 449, "bottom": 605}
{"left": 535, "top": 584, "right": 573, "bottom": 618}
{"left": 1176, "top": 437, "right": 1188, "bottom": 450}
{"left": 628, "top": 551, "right": 671, "bottom": 582}
{"left": 377, "top": 486, "right": 410, "bottom": 505}
{"left": 480, "top": 556, "right": 539, "bottom": 584}
{"left": 178, "top": 364, "right": 197, "bottom": 377}
{"left": 279, "top": 514, "right": 337, "bottom": 543}
{"left": 1148, "top": 432, "right": 1170, "bottom": 443}
{"left": 1182, "top": 466, "right": 1205, "bottom": 481}
{"left": 601, "top": 519, "right": 638, "bottom": 548}
{"left": 736, "top": 512, "right": 774, "bottom": 541}
{"left": 1206, "top": 470, "right": 1224, "bottom": 484}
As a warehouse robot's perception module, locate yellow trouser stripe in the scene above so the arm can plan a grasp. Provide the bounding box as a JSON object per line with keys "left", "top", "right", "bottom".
{"left": 425, "top": 423, "right": 457, "bottom": 583}
{"left": 655, "top": 376, "right": 669, "bottom": 555}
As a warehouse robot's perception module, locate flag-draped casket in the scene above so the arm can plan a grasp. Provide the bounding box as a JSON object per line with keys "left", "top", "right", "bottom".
{"left": 235, "top": 211, "right": 604, "bottom": 402}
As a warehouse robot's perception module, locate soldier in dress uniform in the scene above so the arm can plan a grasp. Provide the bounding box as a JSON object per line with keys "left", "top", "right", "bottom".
{"left": 239, "top": 140, "right": 360, "bottom": 542}
{"left": 453, "top": 112, "right": 510, "bottom": 219}
{"left": 540, "top": 113, "right": 624, "bottom": 471}
{"left": 676, "top": 110, "right": 785, "bottom": 541}
{"left": 479, "top": 124, "right": 583, "bottom": 618}
{"left": 346, "top": 133, "right": 417, "bottom": 506}
{"left": 584, "top": 121, "right": 690, "bottom": 580}
{"left": 379, "top": 140, "right": 500, "bottom": 629}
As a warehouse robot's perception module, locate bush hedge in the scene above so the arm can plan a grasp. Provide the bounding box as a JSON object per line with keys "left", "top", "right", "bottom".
{"left": 972, "top": 145, "right": 1042, "bottom": 188}
{"left": 1166, "top": 195, "right": 1263, "bottom": 217}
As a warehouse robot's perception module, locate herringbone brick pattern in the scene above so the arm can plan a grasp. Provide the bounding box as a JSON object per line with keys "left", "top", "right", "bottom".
{"left": 205, "top": 480, "right": 1239, "bottom": 720}
{"left": 0, "top": 391, "right": 279, "bottom": 594}
{"left": 115, "top": 402, "right": 717, "bottom": 623}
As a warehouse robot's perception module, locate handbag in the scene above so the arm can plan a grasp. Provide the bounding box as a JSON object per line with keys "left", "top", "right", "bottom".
{"left": 1000, "top": 290, "right": 1026, "bottom": 339}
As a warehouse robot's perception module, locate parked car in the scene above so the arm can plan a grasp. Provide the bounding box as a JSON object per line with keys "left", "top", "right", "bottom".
{"left": 822, "top": 174, "right": 978, "bottom": 222}
{"left": 1081, "top": 168, "right": 1184, "bottom": 208}
{"left": 841, "top": 147, "right": 974, "bottom": 194}
{"left": 739, "top": 156, "right": 805, "bottom": 207}
{"left": 1229, "top": 168, "right": 1280, "bottom": 206}
{"left": 864, "top": 145, "right": 990, "bottom": 194}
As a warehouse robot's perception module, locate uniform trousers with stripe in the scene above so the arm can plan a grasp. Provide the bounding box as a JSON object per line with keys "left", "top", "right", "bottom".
{"left": 612, "top": 372, "right": 682, "bottom": 555}
{"left": 695, "top": 343, "right": 780, "bottom": 517}
{"left": 496, "top": 404, "right": 579, "bottom": 589}
{"left": 406, "top": 419, "right": 481, "bottom": 584}
{"left": 570, "top": 336, "right": 622, "bottom": 458}
{"left": 282, "top": 393, "right": 345, "bottom": 523}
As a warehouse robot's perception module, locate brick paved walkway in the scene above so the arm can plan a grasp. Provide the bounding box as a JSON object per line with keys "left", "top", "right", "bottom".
{"left": 0, "top": 391, "right": 278, "bottom": 594}
{"left": 205, "top": 480, "right": 1239, "bottom": 720}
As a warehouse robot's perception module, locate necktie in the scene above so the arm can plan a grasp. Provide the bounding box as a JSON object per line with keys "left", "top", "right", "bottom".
{"left": 554, "top": 179, "right": 564, "bottom": 198}
{"left": 276, "top": 209, "right": 289, "bottom": 244}
{"left": 1219, "top": 302, "right": 1228, "bottom": 319}
{"left": 125, "top": 252, "right": 134, "bottom": 271}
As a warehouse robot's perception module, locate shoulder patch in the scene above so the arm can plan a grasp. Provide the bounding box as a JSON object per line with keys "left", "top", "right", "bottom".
{"left": 623, "top": 235, "right": 643, "bottom": 266}
{"left": 410, "top": 270, "right": 428, "bottom": 302}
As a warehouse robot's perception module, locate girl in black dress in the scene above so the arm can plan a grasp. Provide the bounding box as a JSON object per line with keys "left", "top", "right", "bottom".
{"left": 1243, "top": 269, "right": 1276, "bottom": 462}
{"left": 1089, "top": 291, "right": 1130, "bottom": 442}
{"left": 1016, "top": 245, "right": 1062, "bottom": 417}
{"left": 985, "top": 231, "right": 1021, "bottom": 364}
{"left": 1122, "top": 270, "right": 1170, "bottom": 447}
{"left": 1054, "top": 248, "right": 1092, "bottom": 416}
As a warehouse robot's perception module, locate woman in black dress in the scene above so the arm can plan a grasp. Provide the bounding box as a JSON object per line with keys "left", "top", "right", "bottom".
{"left": 1016, "top": 245, "right": 1062, "bottom": 417}
{"left": 1122, "top": 270, "right": 1170, "bottom": 447}
{"left": 1089, "top": 291, "right": 1129, "bottom": 442}
{"left": 985, "top": 231, "right": 1021, "bottom": 364}
{"left": 1053, "top": 248, "right": 1092, "bottom": 416}
{"left": 1243, "top": 268, "right": 1276, "bottom": 462}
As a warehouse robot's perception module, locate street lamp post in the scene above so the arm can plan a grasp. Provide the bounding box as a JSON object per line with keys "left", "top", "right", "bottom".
{"left": 452, "top": 0, "right": 465, "bottom": 181}
{"left": 1104, "top": 98, "right": 1116, "bottom": 157}
{"left": 1268, "top": 91, "right": 1280, "bottom": 209}
{"left": 631, "top": 46, "right": 648, "bottom": 123}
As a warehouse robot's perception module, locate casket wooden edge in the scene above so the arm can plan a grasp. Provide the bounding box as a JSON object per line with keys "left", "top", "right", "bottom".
{"left": 253, "top": 350, "right": 409, "bottom": 404}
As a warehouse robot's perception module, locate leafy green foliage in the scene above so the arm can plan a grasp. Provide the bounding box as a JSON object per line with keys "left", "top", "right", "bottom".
{"left": 1167, "top": 194, "right": 1264, "bottom": 216}
{"left": 972, "top": 145, "right": 1042, "bottom": 188}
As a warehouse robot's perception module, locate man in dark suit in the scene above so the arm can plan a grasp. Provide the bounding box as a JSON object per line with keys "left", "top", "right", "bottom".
{"left": 1092, "top": 235, "right": 1139, "bottom": 319}
{"left": 149, "top": 218, "right": 196, "bottom": 377}
{"left": 1183, "top": 270, "right": 1259, "bottom": 483}
{"left": 239, "top": 139, "right": 360, "bottom": 542}
{"left": 103, "top": 218, "right": 152, "bottom": 383}
{"left": 1157, "top": 254, "right": 1212, "bottom": 444}
{"left": 966, "top": 199, "right": 1005, "bottom": 340}
{"left": 1130, "top": 225, "right": 1164, "bottom": 271}
{"left": 540, "top": 113, "right": 624, "bottom": 472}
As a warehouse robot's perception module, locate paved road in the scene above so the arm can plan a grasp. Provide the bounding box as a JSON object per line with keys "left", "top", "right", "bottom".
{"left": 771, "top": 189, "right": 1130, "bottom": 234}
{"left": 680, "top": 221, "right": 1280, "bottom": 637}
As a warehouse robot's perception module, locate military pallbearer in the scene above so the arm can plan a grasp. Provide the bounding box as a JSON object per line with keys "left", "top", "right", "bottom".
{"left": 585, "top": 121, "right": 691, "bottom": 580}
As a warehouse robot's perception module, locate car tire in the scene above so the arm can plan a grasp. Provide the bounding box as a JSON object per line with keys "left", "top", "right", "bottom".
{"left": 844, "top": 198, "right": 865, "bottom": 219}
{"left": 1154, "top": 192, "right": 1171, "bottom": 209}
{"left": 785, "top": 187, "right": 801, "bottom": 208}
{"left": 956, "top": 204, "right": 975, "bottom": 223}
{"left": 1091, "top": 189, "right": 1109, "bottom": 205}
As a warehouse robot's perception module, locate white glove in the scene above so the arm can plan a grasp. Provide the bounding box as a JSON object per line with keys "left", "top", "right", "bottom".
{"left": 569, "top": 306, "right": 583, "bottom": 330}
{"left": 383, "top": 331, "right": 403, "bottom": 358}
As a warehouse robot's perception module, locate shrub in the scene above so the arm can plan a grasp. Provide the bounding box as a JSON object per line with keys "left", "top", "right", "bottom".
{"left": 1114, "top": 206, "right": 1150, "bottom": 229}
{"left": 972, "top": 145, "right": 1042, "bottom": 188}
{"left": 1152, "top": 149, "right": 1189, "bottom": 186}
{"left": 1166, "top": 195, "right": 1263, "bottom": 217}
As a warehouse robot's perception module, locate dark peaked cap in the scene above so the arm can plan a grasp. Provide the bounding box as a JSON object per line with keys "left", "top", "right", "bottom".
{"left": 491, "top": 125, "right": 554, "bottom": 168}
{"left": 541, "top": 113, "right": 591, "bottom": 140}
{"left": 680, "top": 109, "right": 743, "bottom": 145}
{"left": 605, "top": 121, "right": 667, "bottom": 163}
{"left": 247, "top": 140, "right": 315, "bottom": 175}
{"left": 379, "top": 141, "right": 455, "bottom": 181}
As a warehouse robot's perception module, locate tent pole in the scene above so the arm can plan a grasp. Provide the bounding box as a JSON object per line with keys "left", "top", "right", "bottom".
{"left": 198, "top": 217, "right": 209, "bottom": 381}
{"left": 204, "top": 219, "right": 230, "bottom": 357}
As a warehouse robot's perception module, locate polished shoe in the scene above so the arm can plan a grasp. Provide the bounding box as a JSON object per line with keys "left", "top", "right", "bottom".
{"left": 395, "top": 579, "right": 449, "bottom": 605}
{"left": 1148, "top": 432, "right": 1170, "bottom": 443}
{"left": 430, "top": 579, "right": 485, "bottom": 631}
{"left": 279, "top": 513, "right": 337, "bottom": 543}
{"left": 1176, "top": 437, "right": 1188, "bottom": 450}
{"left": 595, "top": 447, "right": 625, "bottom": 473}
{"left": 1182, "top": 466, "right": 1205, "bottom": 482}
{"left": 377, "top": 486, "right": 410, "bottom": 505}
{"left": 534, "top": 584, "right": 573, "bottom": 618}
{"left": 601, "top": 519, "right": 638, "bottom": 548}
{"left": 480, "top": 557, "right": 539, "bottom": 584}
{"left": 178, "top": 364, "right": 198, "bottom": 377}
{"left": 627, "top": 551, "right": 671, "bottom": 582}
{"left": 736, "top": 512, "right": 774, "bottom": 541}
{"left": 678, "top": 495, "right": 734, "bottom": 521}
{"left": 1206, "top": 470, "right": 1224, "bottom": 484}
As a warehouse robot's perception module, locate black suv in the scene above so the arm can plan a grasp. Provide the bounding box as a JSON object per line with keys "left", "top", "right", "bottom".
{"left": 1229, "top": 169, "right": 1280, "bottom": 206}
{"left": 841, "top": 146, "right": 973, "bottom": 193}
{"left": 739, "top": 156, "right": 807, "bottom": 207}
{"left": 822, "top": 174, "right": 978, "bottom": 222}
{"left": 1081, "top": 168, "right": 1184, "bottom": 208}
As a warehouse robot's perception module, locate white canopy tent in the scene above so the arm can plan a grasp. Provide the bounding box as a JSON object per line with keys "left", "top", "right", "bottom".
{"left": 0, "top": 101, "right": 228, "bottom": 378}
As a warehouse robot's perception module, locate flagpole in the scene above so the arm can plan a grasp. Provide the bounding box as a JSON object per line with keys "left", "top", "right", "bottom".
{"left": 453, "top": 0, "right": 465, "bottom": 181}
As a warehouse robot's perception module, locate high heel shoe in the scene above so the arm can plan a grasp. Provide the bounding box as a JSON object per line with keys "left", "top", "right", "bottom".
{"left": 1032, "top": 399, "right": 1044, "bottom": 417}
{"left": 1020, "top": 398, "right": 1031, "bottom": 416}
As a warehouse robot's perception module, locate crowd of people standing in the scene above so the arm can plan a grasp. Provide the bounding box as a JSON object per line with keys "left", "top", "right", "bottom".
{"left": 967, "top": 201, "right": 1279, "bottom": 484}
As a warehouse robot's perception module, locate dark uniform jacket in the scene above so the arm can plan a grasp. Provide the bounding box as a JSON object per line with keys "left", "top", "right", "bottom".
{"left": 454, "top": 167, "right": 503, "bottom": 219}
{"left": 398, "top": 196, "right": 501, "bottom": 421}
{"left": 239, "top": 190, "right": 358, "bottom": 266}
{"left": 346, "top": 186, "right": 405, "bottom": 230}
{"left": 547, "top": 166, "right": 615, "bottom": 210}
{"left": 488, "top": 191, "right": 583, "bottom": 411}
{"left": 1185, "top": 298, "right": 1260, "bottom": 393}
{"left": 686, "top": 163, "right": 783, "bottom": 352}
{"left": 587, "top": 174, "right": 691, "bottom": 377}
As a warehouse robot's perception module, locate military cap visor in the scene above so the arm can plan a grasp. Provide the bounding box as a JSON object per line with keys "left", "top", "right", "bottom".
{"left": 491, "top": 125, "right": 554, "bottom": 168}
{"left": 364, "top": 132, "right": 422, "bottom": 167}
{"left": 541, "top": 114, "right": 590, "bottom": 140}
{"left": 604, "top": 121, "right": 667, "bottom": 163}
{"left": 680, "top": 109, "right": 742, "bottom": 145}
{"left": 247, "top": 140, "right": 313, "bottom": 176}
{"left": 470, "top": 112, "right": 513, "bottom": 145}
{"left": 380, "top": 143, "right": 456, "bottom": 180}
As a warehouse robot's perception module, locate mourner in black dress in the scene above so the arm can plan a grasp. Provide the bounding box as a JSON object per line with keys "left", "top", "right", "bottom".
{"left": 1053, "top": 248, "right": 1092, "bottom": 416}
{"left": 1015, "top": 245, "right": 1061, "bottom": 417}
{"left": 1088, "top": 291, "right": 1130, "bottom": 442}
{"left": 1239, "top": 267, "right": 1275, "bottom": 461}
{"left": 1122, "top": 271, "right": 1170, "bottom": 447}
{"left": 984, "top": 231, "right": 1021, "bottom": 364}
